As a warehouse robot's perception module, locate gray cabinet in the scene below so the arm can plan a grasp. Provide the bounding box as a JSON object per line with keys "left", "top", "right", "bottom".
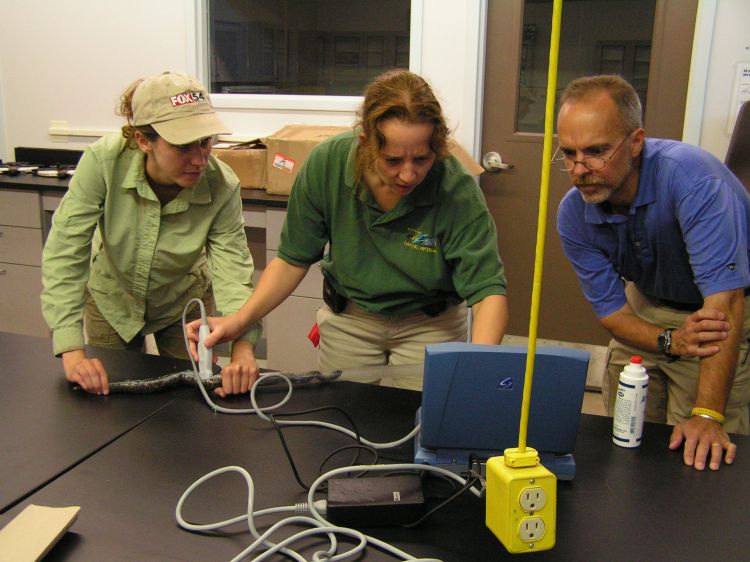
{"left": 0, "top": 190, "right": 49, "bottom": 337}
{"left": 264, "top": 209, "right": 324, "bottom": 372}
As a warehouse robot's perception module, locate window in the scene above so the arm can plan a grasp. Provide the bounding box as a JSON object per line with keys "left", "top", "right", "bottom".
{"left": 517, "top": 0, "right": 656, "bottom": 133}
{"left": 206, "top": 0, "right": 411, "bottom": 98}
{"left": 596, "top": 41, "right": 651, "bottom": 104}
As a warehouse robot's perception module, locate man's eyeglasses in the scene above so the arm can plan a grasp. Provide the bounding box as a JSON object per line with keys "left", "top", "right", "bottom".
{"left": 551, "top": 131, "right": 634, "bottom": 172}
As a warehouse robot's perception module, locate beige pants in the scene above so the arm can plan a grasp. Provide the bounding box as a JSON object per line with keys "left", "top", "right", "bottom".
{"left": 84, "top": 288, "right": 215, "bottom": 359}
{"left": 604, "top": 283, "right": 750, "bottom": 434}
{"left": 316, "top": 301, "right": 468, "bottom": 390}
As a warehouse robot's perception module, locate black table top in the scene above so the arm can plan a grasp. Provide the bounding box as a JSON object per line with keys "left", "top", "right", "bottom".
{"left": 2, "top": 332, "right": 749, "bottom": 561}
{"left": 0, "top": 332, "right": 194, "bottom": 514}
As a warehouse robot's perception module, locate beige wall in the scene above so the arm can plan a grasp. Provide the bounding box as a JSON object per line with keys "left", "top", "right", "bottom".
{"left": 697, "top": 0, "right": 750, "bottom": 158}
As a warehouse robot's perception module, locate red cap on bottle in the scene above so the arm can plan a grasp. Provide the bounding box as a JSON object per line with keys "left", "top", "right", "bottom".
{"left": 630, "top": 356, "right": 643, "bottom": 364}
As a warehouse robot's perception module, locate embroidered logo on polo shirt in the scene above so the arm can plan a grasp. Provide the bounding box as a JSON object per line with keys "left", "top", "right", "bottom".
{"left": 404, "top": 228, "right": 437, "bottom": 254}
{"left": 727, "top": 263, "right": 736, "bottom": 271}
{"left": 170, "top": 91, "right": 206, "bottom": 107}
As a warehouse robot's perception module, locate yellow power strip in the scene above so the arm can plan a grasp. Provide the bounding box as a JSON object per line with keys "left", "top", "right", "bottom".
{"left": 485, "top": 451, "right": 557, "bottom": 553}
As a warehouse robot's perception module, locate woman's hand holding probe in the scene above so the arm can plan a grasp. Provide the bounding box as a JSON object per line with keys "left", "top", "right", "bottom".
{"left": 186, "top": 313, "right": 243, "bottom": 357}
{"left": 186, "top": 314, "right": 258, "bottom": 395}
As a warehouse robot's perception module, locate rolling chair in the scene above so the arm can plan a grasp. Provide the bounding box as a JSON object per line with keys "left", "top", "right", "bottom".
{"left": 725, "top": 100, "right": 750, "bottom": 191}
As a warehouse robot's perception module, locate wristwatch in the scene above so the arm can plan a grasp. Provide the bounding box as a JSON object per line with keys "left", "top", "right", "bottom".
{"left": 657, "top": 328, "right": 679, "bottom": 361}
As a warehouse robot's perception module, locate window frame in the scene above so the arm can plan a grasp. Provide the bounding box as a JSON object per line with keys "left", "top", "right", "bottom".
{"left": 193, "top": 0, "right": 424, "bottom": 113}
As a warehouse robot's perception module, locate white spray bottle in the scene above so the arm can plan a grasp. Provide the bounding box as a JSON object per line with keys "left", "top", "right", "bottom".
{"left": 612, "top": 355, "right": 649, "bottom": 447}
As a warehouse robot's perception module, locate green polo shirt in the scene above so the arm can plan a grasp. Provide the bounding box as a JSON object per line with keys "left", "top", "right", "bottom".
{"left": 42, "top": 133, "right": 261, "bottom": 355}
{"left": 279, "top": 130, "right": 506, "bottom": 316}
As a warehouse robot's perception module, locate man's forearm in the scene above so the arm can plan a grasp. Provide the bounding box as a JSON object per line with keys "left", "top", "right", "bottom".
{"left": 600, "top": 304, "right": 662, "bottom": 352}
{"left": 601, "top": 292, "right": 734, "bottom": 361}
{"left": 693, "top": 290, "right": 744, "bottom": 414}
{"left": 601, "top": 289, "right": 743, "bottom": 415}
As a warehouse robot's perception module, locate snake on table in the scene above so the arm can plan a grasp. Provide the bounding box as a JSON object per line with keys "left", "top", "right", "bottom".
{"left": 91, "top": 370, "right": 342, "bottom": 394}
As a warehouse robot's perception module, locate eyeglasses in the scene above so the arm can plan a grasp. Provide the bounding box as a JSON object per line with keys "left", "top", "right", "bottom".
{"left": 551, "top": 131, "right": 634, "bottom": 172}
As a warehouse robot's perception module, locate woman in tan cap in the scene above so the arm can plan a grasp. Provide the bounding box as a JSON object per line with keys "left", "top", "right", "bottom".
{"left": 41, "top": 71, "right": 260, "bottom": 396}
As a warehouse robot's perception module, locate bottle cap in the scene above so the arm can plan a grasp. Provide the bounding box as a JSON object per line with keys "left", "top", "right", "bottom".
{"left": 630, "top": 356, "right": 643, "bottom": 364}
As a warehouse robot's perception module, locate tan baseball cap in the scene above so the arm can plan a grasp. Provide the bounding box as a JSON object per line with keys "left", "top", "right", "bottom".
{"left": 132, "top": 71, "right": 229, "bottom": 145}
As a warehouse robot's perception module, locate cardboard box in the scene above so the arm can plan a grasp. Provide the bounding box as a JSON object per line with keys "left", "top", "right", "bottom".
{"left": 265, "top": 125, "right": 351, "bottom": 195}
{"left": 213, "top": 140, "right": 267, "bottom": 190}
{"left": 263, "top": 124, "right": 484, "bottom": 196}
{"left": 447, "top": 139, "right": 484, "bottom": 176}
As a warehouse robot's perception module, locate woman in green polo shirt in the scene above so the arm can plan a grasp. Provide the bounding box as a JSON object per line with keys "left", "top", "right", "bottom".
{"left": 190, "top": 69, "right": 508, "bottom": 391}
{"left": 41, "top": 72, "right": 260, "bottom": 396}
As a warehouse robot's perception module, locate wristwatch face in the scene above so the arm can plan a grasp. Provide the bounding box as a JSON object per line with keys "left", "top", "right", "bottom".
{"left": 658, "top": 329, "right": 678, "bottom": 359}
{"left": 658, "top": 330, "right": 667, "bottom": 354}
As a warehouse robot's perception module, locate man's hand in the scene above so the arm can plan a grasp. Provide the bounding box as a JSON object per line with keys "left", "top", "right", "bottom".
{"left": 62, "top": 349, "right": 109, "bottom": 395}
{"left": 669, "top": 416, "right": 736, "bottom": 470}
{"left": 670, "top": 308, "right": 730, "bottom": 358}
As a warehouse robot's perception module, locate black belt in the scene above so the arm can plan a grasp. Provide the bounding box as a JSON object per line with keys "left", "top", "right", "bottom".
{"left": 655, "top": 287, "right": 750, "bottom": 312}
{"left": 420, "top": 300, "right": 449, "bottom": 317}
{"left": 654, "top": 298, "right": 702, "bottom": 312}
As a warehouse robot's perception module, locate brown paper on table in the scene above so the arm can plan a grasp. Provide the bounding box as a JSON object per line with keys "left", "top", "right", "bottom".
{"left": 0, "top": 504, "right": 80, "bottom": 561}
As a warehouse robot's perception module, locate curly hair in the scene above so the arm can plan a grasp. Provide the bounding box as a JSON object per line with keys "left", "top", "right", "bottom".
{"left": 354, "top": 69, "right": 450, "bottom": 183}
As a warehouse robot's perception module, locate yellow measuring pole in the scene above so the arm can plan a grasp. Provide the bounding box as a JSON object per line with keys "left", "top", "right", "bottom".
{"left": 516, "top": 0, "right": 563, "bottom": 453}
{"left": 485, "top": 5, "right": 565, "bottom": 551}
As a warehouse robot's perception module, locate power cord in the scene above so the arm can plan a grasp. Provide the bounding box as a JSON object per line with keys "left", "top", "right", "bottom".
{"left": 175, "top": 465, "right": 345, "bottom": 562}
{"left": 272, "top": 405, "right": 368, "bottom": 467}
{"left": 266, "top": 409, "right": 378, "bottom": 492}
{"left": 176, "top": 463, "right": 475, "bottom": 562}
{"left": 180, "top": 300, "right": 420, "bottom": 449}
{"left": 177, "top": 299, "right": 464, "bottom": 560}
{"left": 249, "top": 372, "right": 420, "bottom": 450}
{"left": 402, "top": 474, "right": 481, "bottom": 528}
{"left": 319, "top": 445, "right": 379, "bottom": 477}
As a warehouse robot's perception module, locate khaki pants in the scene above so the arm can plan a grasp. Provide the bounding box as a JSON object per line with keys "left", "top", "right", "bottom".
{"left": 604, "top": 283, "right": 750, "bottom": 434}
{"left": 316, "top": 301, "right": 468, "bottom": 390}
{"left": 83, "top": 288, "right": 215, "bottom": 360}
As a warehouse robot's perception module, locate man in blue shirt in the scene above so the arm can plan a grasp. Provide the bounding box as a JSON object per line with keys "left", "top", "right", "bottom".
{"left": 556, "top": 75, "right": 750, "bottom": 472}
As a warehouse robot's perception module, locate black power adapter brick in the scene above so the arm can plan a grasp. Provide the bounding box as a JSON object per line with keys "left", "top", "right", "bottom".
{"left": 326, "top": 474, "right": 425, "bottom": 527}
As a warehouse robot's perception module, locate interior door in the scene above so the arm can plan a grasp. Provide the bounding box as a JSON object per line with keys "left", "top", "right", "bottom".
{"left": 481, "top": 0, "right": 698, "bottom": 346}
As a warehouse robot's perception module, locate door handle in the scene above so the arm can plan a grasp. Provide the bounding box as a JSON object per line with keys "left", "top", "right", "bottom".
{"left": 481, "top": 152, "right": 513, "bottom": 173}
